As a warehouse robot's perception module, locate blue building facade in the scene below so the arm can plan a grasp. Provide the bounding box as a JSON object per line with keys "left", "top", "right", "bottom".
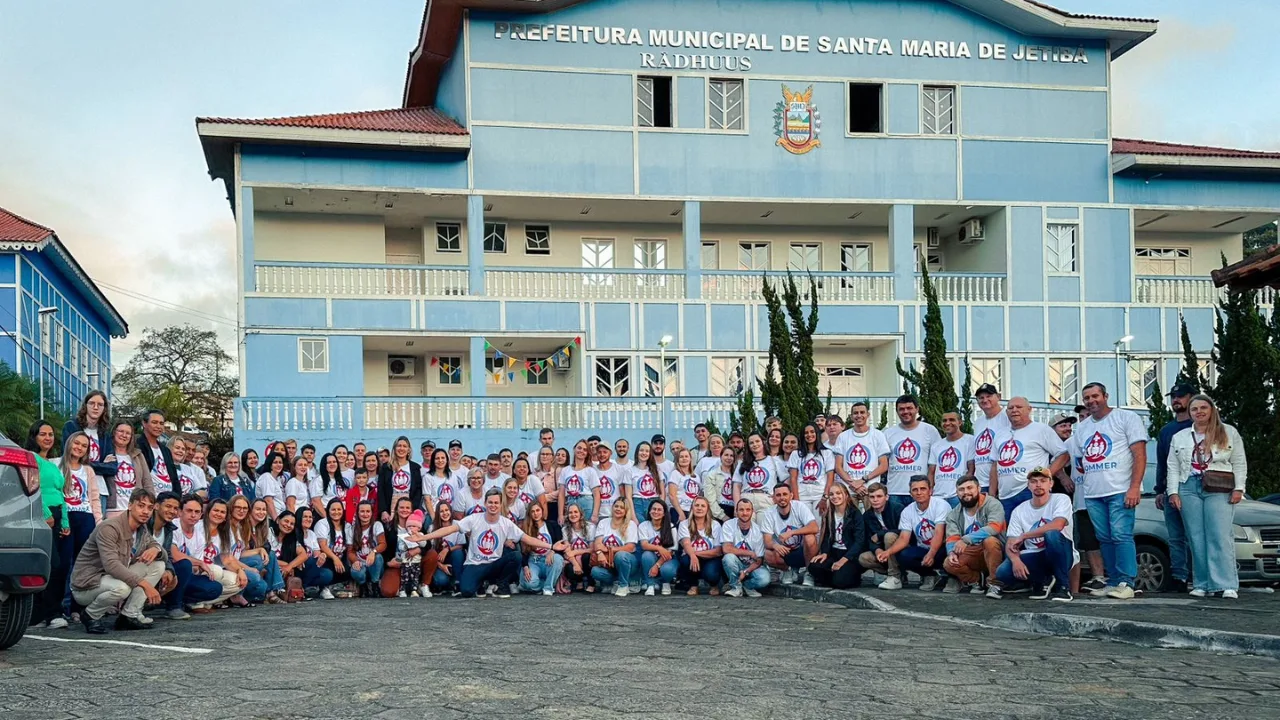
{"left": 0, "top": 207, "right": 128, "bottom": 412}
{"left": 197, "top": 0, "right": 1280, "bottom": 452}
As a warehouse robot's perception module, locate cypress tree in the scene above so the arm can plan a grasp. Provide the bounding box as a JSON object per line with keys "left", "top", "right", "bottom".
{"left": 735, "top": 387, "right": 760, "bottom": 436}
{"left": 1212, "top": 285, "right": 1280, "bottom": 497}
{"left": 1174, "top": 315, "right": 1205, "bottom": 393}
{"left": 758, "top": 276, "right": 789, "bottom": 419}
{"left": 1145, "top": 376, "right": 1174, "bottom": 438}
{"left": 958, "top": 356, "right": 975, "bottom": 435}
{"left": 783, "top": 272, "right": 823, "bottom": 430}
{"left": 895, "top": 265, "right": 956, "bottom": 425}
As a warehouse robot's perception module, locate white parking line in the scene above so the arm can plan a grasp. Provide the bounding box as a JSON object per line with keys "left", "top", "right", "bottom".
{"left": 24, "top": 634, "right": 212, "bottom": 654}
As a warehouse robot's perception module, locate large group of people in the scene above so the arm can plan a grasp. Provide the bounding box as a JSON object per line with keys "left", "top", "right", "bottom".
{"left": 25, "top": 379, "right": 1248, "bottom": 635}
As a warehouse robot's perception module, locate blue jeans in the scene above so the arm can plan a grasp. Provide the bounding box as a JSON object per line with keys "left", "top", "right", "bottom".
{"left": 519, "top": 553, "right": 565, "bottom": 593}
{"left": 589, "top": 550, "right": 636, "bottom": 588}
{"left": 1086, "top": 492, "right": 1137, "bottom": 587}
{"left": 243, "top": 553, "right": 285, "bottom": 593}
{"left": 60, "top": 510, "right": 97, "bottom": 615}
{"left": 432, "top": 547, "right": 465, "bottom": 590}
{"left": 350, "top": 554, "right": 385, "bottom": 585}
{"left": 995, "top": 530, "right": 1074, "bottom": 590}
{"left": 168, "top": 559, "right": 223, "bottom": 608}
{"left": 722, "top": 553, "right": 770, "bottom": 591}
{"left": 238, "top": 565, "right": 269, "bottom": 604}
{"left": 897, "top": 544, "right": 942, "bottom": 578}
{"left": 640, "top": 551, "right": 678, "bottom": 589}
{"left": 301, "top": 557, "right": 335, "bottom": 588}
{"left": 459, "top": 549, "right": 520, "bottom": 597}
{"left": 1162, "top": 496, "right": 1190, "bottom": 583}
{"left": 679, "top": 554, "right": 722, "bottom": 587}
{"left": 1000, "top": 488, "right": 1033, "bottom": 520}
{"left": 1178, "top": 476, "right": 1239, "bottom": 592}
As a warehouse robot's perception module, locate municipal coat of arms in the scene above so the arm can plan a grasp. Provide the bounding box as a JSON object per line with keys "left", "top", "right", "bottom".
{"left": 774, "top": 84, "right": 821, "bottom": 155}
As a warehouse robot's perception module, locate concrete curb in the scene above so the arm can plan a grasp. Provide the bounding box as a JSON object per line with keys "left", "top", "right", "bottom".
{"left": 767, "top": 584, "right": 892, "bottom": 611}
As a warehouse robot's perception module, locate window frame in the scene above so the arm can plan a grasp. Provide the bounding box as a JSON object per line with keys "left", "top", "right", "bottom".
{"left": 787, "top": 242, "right": 822, "bottom": 272}
{"left": 594, "top": 356, "right": 632, "bottom": 397}
{"left": 483, "top": 222, "right": 508, "bottom": 254}
{"left": 839, "top": 242, "right": 873, "bottom": 274}
{"left": 526, "top": 357, "right": 549, "bottom": 386}
{"left": 921, "top": 85, "right": 957, "bottom": 135}
{"left": 738, "top": 241, "right": 771, "bottom": 271}
{"left": 524, "top": 224, "right": 552, "bottom": 256}
{"left": 1047, "top": 358, "right": 1081, "bottom": 405}
{"left": 968, "top": 357, "right": 1004, "bottom": 392}
{"left": 643, "top": 356, "right": 679, "bottom": 397}
{"left": 707, "top": 77, "right": 745, "bottom": 131}
{"left": 710, "top": 356, "right": 746, "bottom": 397}
{"left": 1045, "top": 222, "right": 1079, "bottom": 274}
{"left": 846, "top": 82, "right": 885, "bottom": 135}
{"left": 700, "top": 241, "right": 720, "bottom": 270}
{"left": 437, "top": 355, "right": 463, "bottom": 385}
{"left": 298, "top": 337, "right": 330, "bottom": 374}
{"left": 435, "top": 222, "right": 462, "bottom": 254}
{"left": 1134, "top": 246, "right": 1192, "bottom": 277}
{"left": 636, "top": 75, "right": 674, "bottom": 128}
{"left": 634, "top": 238, "right": 668, "bottom": 270}
{"left": 1127, "top": 358, "right": 1159, "bottom": 408}
{"left": 484, "top": 355, "right": 509, "bottom": 386}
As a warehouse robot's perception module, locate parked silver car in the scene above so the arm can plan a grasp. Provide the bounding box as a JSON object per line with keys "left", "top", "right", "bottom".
{"left": 0, "top": 433, "right": 52, "bottom": 650}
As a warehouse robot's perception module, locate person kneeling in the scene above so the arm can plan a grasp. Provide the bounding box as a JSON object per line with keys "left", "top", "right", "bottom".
{"left": 719, "top": 499, "right": 770, "bottom": 598}
{"left": 941, "top": 476, "right": 1006, "bottom": 595}
{"left": 991, "top": 469, "right": 1075, "bottom": 602}
{"left": 807, "top": 483, "right": 866, "bottom": 589}
{"left": 70, "top": 489, "right": 166, "bottom": 634}
{"left": 762, "top": 483, "right": 819, "bottom": 587}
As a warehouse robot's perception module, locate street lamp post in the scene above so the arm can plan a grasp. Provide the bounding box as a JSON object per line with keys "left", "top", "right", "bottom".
{"left": 658, "top": 334, "right": 673, "bottom": 440}
{"left": 1113, "top": 334, "right": 1134, "bottom": 407}
{"left": 37, "top": 307, "right": 58, "bottom": 419}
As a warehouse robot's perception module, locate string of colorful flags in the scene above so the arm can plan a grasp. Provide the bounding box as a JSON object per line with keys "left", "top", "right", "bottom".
{"left": 430, "top": 337, "right": 582, "bottom": 383}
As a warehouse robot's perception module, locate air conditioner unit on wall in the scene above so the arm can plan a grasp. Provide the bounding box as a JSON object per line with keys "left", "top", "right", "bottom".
{"left": 958, "top": 218, "right": 985, "bottom": 245}
{"left": 549, "top": 353, "right": 571, "bottom": 372}
{"left": 926, "top": 227, "right": 940, "bottom": 248}
{"left": 388, "top": 356, "right": 417, "bottom": 378}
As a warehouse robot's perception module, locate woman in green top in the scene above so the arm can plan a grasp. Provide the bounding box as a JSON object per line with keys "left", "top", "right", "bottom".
{"left": 26, "top": 421, "right": 69, "bottom": 628}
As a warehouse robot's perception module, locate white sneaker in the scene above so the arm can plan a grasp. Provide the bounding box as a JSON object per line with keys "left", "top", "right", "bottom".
{"left": 397, "top": 590, "right": 407, "bottom": 598}
{"left": 629, "top": 584, "right": 642, "bottom": 593}
{"left": 644, "top": 586, "right": 655, "bottom": 596}
{"left": 542, "top": 589, "right": 554, "bottom": 596}
{"left": 919, "top": 576, "right": 940, "bottom": 592}
{"left": 419, "top": 585, "right": 432, "bottom": 598}
{"left": 724, "top": 586, "right": 744, "bottom": 598}
{"left": 1189, "top": 588, "right": 1207, "bottom": 598}
{"left": 802, "top": 573, "right": 816, "bottom": 588}
{"left": 1222, "top": 589, "right": 1239, "bottom": 599}
{"left": 1106, "top": 582, "right": 1135, "bottom": 600}
{"left": 320, "top": 588, "right": 335, "bottom": 600}
{"left": 485, "top": 585, "right": 497, "bottom": 597}
{"left": 47, "top": 617, "right": 69, "bottom": 629}
{"left": 660, "top": 583, "right": 672, "bottom": 596}
{"left": 510, "top": 583, "right": 521, "bottom": 596}
{"left": 781, "top": 569, "right": 796, "bottom": 585}
{"left": 744, "top": 588, "right": 762, "bottom": 598}
{"left": 614, "top": 585, "right": 629, "bottom": 598}
{"left": 603, "top": 584, "right": 615, "bottom": 595}
{"left": 878, "top": 576, "right": 903, "bottom": 591}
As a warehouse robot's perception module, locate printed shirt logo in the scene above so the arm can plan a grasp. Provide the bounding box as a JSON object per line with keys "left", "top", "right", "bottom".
{"left": 801, "top": 456, "right": 822, "bottom": 484}
{"left": 691, "top": 534, "right": 712, "bottom": 551}
{"left": 915, "top": 518, "right": 937, "bottom": 543}
{"left": 180, "top": 470, "right": 194, "bottom": 494}
{"left": 519, "top": 490, "right": 535, "bottom": 504}
{"left": 683, "top": 477, "right": 701, "bottom": 500}
{"left": 88, "top": 437, "right": 100, "bottom": 462}
{"left": 834, "top": 520, "right": 844, "bottom": 539}
{"left": 438, "top": 483, "right": 454, "bottom": 504}
{"left": 154, "top": 458, "right": 170, "bottom": 483}
{"left": 1083, "top": 432, "right": 1112, "bottom": 464}
{"left": 780, "top": 519, "right": 802, "bottom": 547}
{"left": 565, "top": 474, "right": 584, "bottom": 497}
{"left": 536, "top": 532, "right": 551, "bottom": 555}
{"left": 477, "top": 529, "right": 499, "bottom": 556}
{"left": 332, "top": 533, "right": 345, "bottom": 553}
{"left": 937, "top": 446, "right": 960, "bottom": 474}
{"left": 392, "top": 469, "right": 410, "bottom": 493}
{"left": 774, "top": 84, "right": 821, "bottom": 155}
{"left": 116, "top": 461, "right": 136, "bottom": 491}
{"left": 745, "top": 466, "right": 768, "bottom": 491}
{"left": 599, "top": 475, "right": 615, "bottom": 501}
{"left": 570, "top": 535, "right": 590, "bottom": 550}
{"left": 847, "top": 443, "right": 870, "bottom": 472}
{"left": 1026, "top": 517, "right": 1051, "bottom": 550}
{"left": 202, "top": 542, "right": 219, "bottom": 564}
{"left": 603, "top": 533, "right": 622, "bottom": 548}
{"left": 637, "top": 474, "right": 658, "bottom": 498}
{"left": 996, "top": 439, "right": 1023, "bottom": 468}
{"left": 467, "top": 505, "right": 485, "bottom": 516}
{"left": 64, "top": 474, "right": 87, "bottom": 507}
{"left": 974, "top": 430, "right": 995, "bottom": 459}
{"left": 736, "top": 540, "right": 755, "bottom": 558}
{"left": 1192, "top": 441, "right": 1211, "bottom": 473}
{"left": 966, "top": 519, "right": 981, "bottom": 534}
{"left": 894, "top": 438, "right": 920, "bottom": 465}
{"left": 721, "top": 475, "right": 735, "bottom": 501}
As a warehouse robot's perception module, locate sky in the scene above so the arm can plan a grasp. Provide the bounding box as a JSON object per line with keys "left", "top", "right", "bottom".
{"left": 1, "top": 0, "right": 1277, "bottom": 370}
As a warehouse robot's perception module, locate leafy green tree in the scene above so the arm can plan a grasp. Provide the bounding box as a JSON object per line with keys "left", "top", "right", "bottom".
{"left": 876, "top": 402, "right": 889, "bottom": 430}
{"left": 1211, "top": 285, "right": 1280, "bottom": 497}
{"left": 731, "top": 387, "right": 760, "bottom": 437}
{"left": 958, "top": 356, "right": 975, "bottom": 435}
{"left": 1244, "top": 222, "right": 1277, "bottom": 256}
{"left": 114, "top": 325, "right": 237, "bottom": 432}
{"left": 782, "top": 273, "right": 823, "bottom": 428}
{"left": 1174, "top": 315, "right": 1206, "bottom": 393}
{"left": 0, "top": 361, "right": 68, "bottom": 442}
{"left": 702, "top": 417, "right": 722, "bottom": 437}
{"left": 1145, "top": 376, "right": 1174, "bottom": 438}
{"left": 758, "top": 277, "right": 790, "bottom": 421}
{"left": 896, "top": 266, "right": 956, "bottom": 425}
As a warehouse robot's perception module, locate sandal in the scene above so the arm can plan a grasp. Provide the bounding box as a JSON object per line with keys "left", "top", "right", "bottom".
{"left": 686, "top": 587, "right": 699, "bottom": 596}
{"left": 228, "top": 595, "right": 249, "bottom": 607}
{"left": 709, "top": 587, "right": 721, "bottom": 596}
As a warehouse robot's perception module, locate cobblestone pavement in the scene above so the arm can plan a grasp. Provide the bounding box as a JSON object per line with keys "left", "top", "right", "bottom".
{"left": 3, "top": 596, "right": 1279, "bottom": 719}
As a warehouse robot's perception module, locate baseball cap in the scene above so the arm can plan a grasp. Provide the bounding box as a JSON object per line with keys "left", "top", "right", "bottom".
{"left": 651, "top": 434, "right": 666, "bottom": 444}
{"left": 1028, "top": 466, "right": 1052, "bottom": 479}
{"left": 1167, "top": 384, "right": 1196, "bottom": 398}
{"left": 975, "top": 383, "right": 999, "bottom": 397}
{"left": 1050, "top": 414, "right": 1077, "bottom": 427}
{"left": 448, "top": 439, "right": 462, "bottom": 449}
{"left": 420, "top": 440, "right": 435, "bottom": 450}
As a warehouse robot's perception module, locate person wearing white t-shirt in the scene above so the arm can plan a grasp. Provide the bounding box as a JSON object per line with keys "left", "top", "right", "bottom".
{"left": 678, "top": 498, "right": 723, "bottom": 595}
{"left": 650, "top": 434, "right": 675, "bottom": 480}
{"left": 971, "top": 384, "right": 1011, "bottom": 490}
{"left": 344, "top": 500, "right": 386, "bottom": 597}
{"left": 733, "top": 434, "right": 786, "bottom": 514}
{"left": 481, "top": 454, "right": 510, "bottom": 494}
{"left": 761, "top": 483, "right": 819, "bottom": 586}
{"left": 594, "top": 445, "right": 627, "bottom": 521}
{"left": 559, "top": 441, "right": 601, "bottom": 524}
{"left": 928, "top": 411, "right": 976, "bottom": 506}
{"left": 255, "top": 455, "right": 287, "bottom": 519}
{"left": 882, "top": 395, "right": 943, "bottom": 503}
{"left": 637, "top": 501, "right": 679, "bottom": 596}
{"left": 664, "top": 448, "right": 701, "bottom": 524}
{"left": 420, "top": 488, "right": 553, "bottom": 598}
{"left": 832, "top": 402, "right": 890, "bottom": 496}
{"left": 1072, "top": 382, "right": 1148, "bottom": 600}
{"left": 719, "top": 499, "right": 770, "bottom": 598}
{"left": 988, "top": 397, "right": 1069, "bottom": 519}
{"left": 878, "top": 476, "right": 949, "bottom": 590}
{"left": 589, "top": 500, "right": 640, "bottom": 597}
{"left": 992, "top": 469, "right": 1075, "bottom": 602}
{"left": 1051, "top": 415, "right": 1106, "bottom": 595}
{"left": 630, "top": 442, "right": 666, "bottom": 523}
{"left": 787, "top": 423, "right": 834, "bottom": 515}
{"left": 283, "top": 457, "right": 310, "bottom": 514}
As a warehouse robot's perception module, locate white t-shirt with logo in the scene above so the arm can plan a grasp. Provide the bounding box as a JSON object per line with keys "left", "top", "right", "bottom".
{"left": 930, "top": 434, "right": 975, "bottom": 499}
{"left": 452, "top": 491, "right": 487, "bottom": 517}
{"left": 833, "top": 427, "right": 891, "bottom": 485}
{"left": 482, "top": 472, "right": 510, "bottom": 494}
{"left": 667, "top": 471, "right": 702, "bottom": 513}
{"left": 991, "top": 422, "right": 1067, "bottom": 500}
{"left": 594, "top": 464, "right": 625, "bottom": 514}
{"left": 733, "top": 456, "right": 787, "bottom": 496}
{"left": 175, "top": 523, "right": 207, "bottom": 559}
{"left": 456, "top": 514, "right": 521, "bottom": 565}
{"left": 388, "top": 464, "right": 414, "bottom": 497}
{"left": 883, "top": 423, "right": 942, "bottom": 496}
{"left": 315, "top": 518, "right": 347, "bottom": 556}
{"left": 1008, "top": 494, "right": 1074, "bottom": 555}
{"left": 787, "top": 449, "right": 835, "bottom": 504}
{"left": 629, "top": 465, "right": 664, "bottom": 500}
{"left": 150, "top": 446, "right": 172, "bottom": 489}
{"left": 344, "top": 521, "right": 385, "bottom": 556}
{"left": 760, "top": 502, "right": 817, "bottom": 550}
{"left": 256, "top": 474, "right": 284, "bottom": 512}
{"left": 971, "top": 410, "right": 1012, "bottom": 488}
{"left": 530, "top": 522, "right": 554, "bottom": 557}
{"left": 563, "top": 523, "right": 594, "bottom": 553}
{"left": 64, "top": 466, "right": 93, "bottom": 514}
{"left": 558, "top": 466, "right": 600, "bottom": 501}
{"left": 593, "top": 519, "right": 639, "bottom": 550}
{"left": 897, "top": 497, "right": 950, "bottom": 547}
{"left": 1072, "top": 409, "right": 1148, "bottom": 499}
{"left": 83, "top": 427, "right": 101, "bottom": 463}
{"left": 517, "top": 477, "right": 544, "bottom": 506}
{"left": 695, "top": 455, "right": 721, "bottom": 478}
{"left": 717, "top": 520, "right": 765, "bottom": 564}
{"left": 283, "top": 477, "right": 309, "bottom": 508}
{"left": 180, "top": 463, "right": 207, "bottom": 495}
{"left": 113, "top": 456, "right": 140, "bottom": 512}
{"left": 678, "top": 519, "right": 722, "bottom": 553}
{"left": 638, "top": 520, "right": 677, "bottom": 552}
{"left": 427, "top": 474, "right": 459, "bottom": 507}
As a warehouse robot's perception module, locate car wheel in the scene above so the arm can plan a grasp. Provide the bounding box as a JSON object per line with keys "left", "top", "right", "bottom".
{"left": 1135, "top": 543, "right": 1171, "bottom": 594}
{"left": 0, "top": 593, "right": 34, "bottom": 650}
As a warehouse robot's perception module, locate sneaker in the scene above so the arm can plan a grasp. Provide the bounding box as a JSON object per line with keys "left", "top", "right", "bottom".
{"left": 724, "top": 586, "right": 744, "bottom": 598}
{"left": 83, "top": 615, "right": 108, "bottom": 635}
{"left": 1222, "top": 589, "right": 1239, "bottom": 600}
{"left": 969, "top": 584, "right": 987, "bottom": 596}
{"left": 744, "top": 588, "right": 762, "bottom": 598}
{"left": 878, "top": 576, "right": 903, "bottom": 591}
{"left": 985, "top": 585, "right": 1003, "bottom": 599}
{"left": 419, "top": 585, "right": 432, "bottom": 598}
{"left": 781, "top": 569, "right": 796, "bottom": 585}
{"left": 1083, "top": 577, "right": 1109, "bottom": 595}
{"left": 1189, "top": 588, "right": 1207, "bottom": 598}
{"left": 165, "top": 608, "right": 191, "bottom": 620}
{"left": 802, "top": 573, "right": 816, "bottom": 588}
{"left": 47, "top": 617, "right": 69, "bottom": 629}
{"left": 644, "top": 586, "right": 655, "bottom": 596}
{"left": 629, "top": 584, "right": 642, "bottom": 593}
{"left": 510, "top": 583, "right": 521, "bottom": 596}
{"left": 542, "top": 589, "right": 554, "bottom": 596}
{"left": 494, "top": 587, "right": 512, "bottom": 599}
{"left": 485, "top": 585, "right": 497, "bottom": 597}
{"left": 409, "top": 591, "right": 419, "bottom": 598}
{"left": 114, "top": 614, "right": 151, "bottom": 631}
{"left": 661, "top": 583, "right": 672, "bottom": 596}
{"left": 943, "top": 578, "right": 962, "bottom": 594}
{"left": 919, "top": 576, "right": 940, "bottom": 592}
{"left": 138, "top": 615, "right": 154, "bottom": 626}
{"left": 1105, "top": 582, "right": 1135, "bottom": 600}
{"left": 320, "top": 588, "right": 334, "bottom": 600}
{"left": 614, "top": 585, "right": 629, "bottom": 598}
{"left": 397, "top": 590, "right": 407, "bottom": 598}
{"left": 1030, "top": 577, "right": 1056, "bottom": 600}
{"left": 1049, "top": 587, "right": 1074, "bottom": 603}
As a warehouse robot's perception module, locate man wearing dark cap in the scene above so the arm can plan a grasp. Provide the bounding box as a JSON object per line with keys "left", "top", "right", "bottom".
{"left": 1155, "top": 383, "right": 1195, "bottom": 593}
{"left": 420, "top": 440, "right": 436, "bottom": 467}
{"left": 651, "top": 434, "right": 674, "bottom": 478}
{"left": 971, "top": 384, "right": 1009, "bottom": 492}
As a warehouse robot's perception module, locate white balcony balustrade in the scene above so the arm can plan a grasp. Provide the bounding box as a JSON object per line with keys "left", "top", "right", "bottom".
{"left": 1136, "top": 276, "right": 1275, "bottom": 306}
{"left": 485, "top": 269, "right": 685, "bottom": 301}
{"left": 701, "top": 272, "right": 895, "bottom": 303}
{"left": 255, "top": 262, "right": 469, "bottom": 297}
{"left": 915, "top": 273, "right": 1006, "bottom": 303}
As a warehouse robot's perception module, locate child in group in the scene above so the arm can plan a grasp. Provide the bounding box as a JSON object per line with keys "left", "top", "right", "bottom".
{"left": 398, "top": 510, "right": 430, "bottom": 598}
{"left": 344, "top": 469, "right": 376, "bottom": 523}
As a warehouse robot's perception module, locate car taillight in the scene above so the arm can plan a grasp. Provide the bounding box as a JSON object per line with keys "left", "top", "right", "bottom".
{"left": 0, "top": 447, "right": 41, "bottom": 496}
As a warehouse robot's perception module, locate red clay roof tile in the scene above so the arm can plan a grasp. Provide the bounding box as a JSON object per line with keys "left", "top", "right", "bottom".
{"left": 197, "top": 107, "right": 467, "bottom": 136}
{"left": 1113, "top": 138, "right": 1280, "bottom": 160}
{"left": 0, "top": 206, "right": 55, "bottom": 243}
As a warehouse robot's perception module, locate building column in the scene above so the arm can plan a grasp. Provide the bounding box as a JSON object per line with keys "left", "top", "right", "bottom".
{"left": 469, "top": 335, "right": 486, "bottom": 397}
{"left": 241, "top": 187, "right": 256, "bottom": 292}
{"left": 467, "top": 194, "right": 485, "bottom": 295}
{"left": 890, "top": 204, "right": 916, "bottom": 302}
{"left": 683, "top": 200, "right": 702, "bottom": 300}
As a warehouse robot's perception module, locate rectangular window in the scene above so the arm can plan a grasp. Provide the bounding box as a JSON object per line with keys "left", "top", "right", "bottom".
{"left": 435, "top": 222, "right": 462, "bottom": 253}
{"left": 643, "top": 356, "right": 678, "bottom": 397}
{"left": 582, "top": 238, "right": 615, "bottom": 286}
{"left": 636, "top": 76, "right": 673, "bottom": 128}
{"left": 1045, "top": 223, "right": 1078, "bottom": 273}
{"left": 1127, "top": 359, "right": 1158, "bottom": 408}
{"left": 847, "top": 83, "right": 883, "bottom": 134}
{"left": 524, "top": 224, "right": 551, "bottom": 255}
{"left": 298, "top": 338, "right": 329, "bottom": 373}
{"left": 969, "top": 358, "right": 1003, "bottom": 392}
{"left": 485, "top": 356, "right": 508, "bottom": 386}
{"left": 710, "top": 357, "right": 745, "bottom": 397}
{"left": 788, "top": 243, "right": 822, "bottom": 272}
{"left": 738, "top": 241, "right": 770, "bottom": 271}
{"left": 483, "top": 222, "right": 507, "bottom": 254}
{"left": 1135, "top": 247, "right": 1191, "bottom": 276}
{"left": 840, "top": 243, "right": 872, "bottom": 273}
{"left": 527, "top": 357, "right": 549, "bottom": 386}
{"left": 70, "top": 339, "right": 79, "bottom": 376}
{"left": 921, "top": 85, "right": 956, "bottom": 135}
{"left": 437, "top": 356, "right": 462, "bottom": 385}
{"left": 634, "top": 239, "right": 667, "bottom": 270}
{"left": 55, "top": 326, "right": 65, "bottom": 366}
{"left": 701, "top": 241, "right": 719, "bottom": 270}
{"left": 708, "top": 78, "right": 744, "bottom": 130}
{"left": 594, "top": 357, "right": 631, "bottom": 397}
{"left": 1048, "top": 359, "right": 1080, "bottom": 405}
{"left": 914, "top": 244, "right": 944, "bottom": 272}
{"left": 40, "top": 317, "right": 51, "bottom": 354}
{"left": 817, "top": 366, "right": 865, "bottom": 397}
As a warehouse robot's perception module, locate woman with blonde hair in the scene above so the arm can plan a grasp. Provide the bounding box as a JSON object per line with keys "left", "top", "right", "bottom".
{"left": 102, "top": 420, "right": 153, "bottom": 517}
{"left": 1168, "top": 394, "right": 1248, "bottom": 599}
{"left": 590, "top": 497, "right": 639, "bottom": 596}
{"left": 678, "top": 497, "right": 723, "bottom": 596}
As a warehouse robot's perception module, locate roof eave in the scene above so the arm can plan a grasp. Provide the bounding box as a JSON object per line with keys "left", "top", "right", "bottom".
{"left": 1113, "top": 154, "right": 1280, "bottom": 176}
{"left": 1212, "top": 244, "right": 1280, "bottom": 290}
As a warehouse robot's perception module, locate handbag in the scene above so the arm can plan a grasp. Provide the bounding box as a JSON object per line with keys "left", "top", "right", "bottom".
{"left": 380, "top": 564, "right": 402, "bottom": 598}
{"left": 1201, "top": 470, "right": 1235, "bottom": 494}
{"left": 285, "top": 576, "right": 305, "bottom": 603}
